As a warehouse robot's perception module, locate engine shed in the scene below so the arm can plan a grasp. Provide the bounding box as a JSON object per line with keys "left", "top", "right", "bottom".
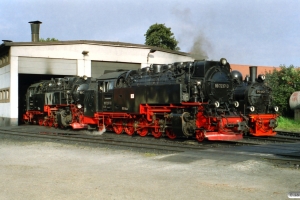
{"left": 0, "top": 22, "right": 194, "bottom": 126}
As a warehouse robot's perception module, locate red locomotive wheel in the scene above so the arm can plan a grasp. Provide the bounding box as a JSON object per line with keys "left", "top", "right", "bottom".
{"left": 151, "top": 129, "right": 162, "bottom": 138}
{"left": 137, "top": 118, "right": 148, "bottom": 137}
{"left": 113, "top": 120, "right": 124, "bottom": 135}
{"left": 124, "top": 120, "right": 135, "bottom": 136}
{"left": 48, "top": 120, "right": 53, "bottom": 127}
{"left": 137, "top": 128, "right": 148, "bottom": 137}
{"left": 195, "top": 130, "right": 205, "bottom": 142}
{"left": 166, "top": 128, "right": 176, "bottom": 140}
{"left": 151, "top": 119, "right": 162, "bottom": 138}
{"left": 38, "top": 119, "right": 44, "bottom": 126}
{"left": 43, "top": 120, "right": 48, "bottom": 126}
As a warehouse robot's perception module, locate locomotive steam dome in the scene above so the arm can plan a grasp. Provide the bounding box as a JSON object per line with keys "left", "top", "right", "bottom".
{"left": 231, "top": 70, "right": 243, "bottom": 84}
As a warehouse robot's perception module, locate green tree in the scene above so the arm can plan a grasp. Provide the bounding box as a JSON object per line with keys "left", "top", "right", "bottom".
{"left": 39, "top": 38, "right": 59, "bottom": 42}
{"left": 144, "top": 23, "right": 180, "bottom": 51}
{"left": 265, "top": 65, "right": 300, "bottom": 117}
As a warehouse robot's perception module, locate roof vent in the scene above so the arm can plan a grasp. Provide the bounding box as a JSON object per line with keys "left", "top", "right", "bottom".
{"left": 29, "top": 21, "right": 42, "bottom": 42}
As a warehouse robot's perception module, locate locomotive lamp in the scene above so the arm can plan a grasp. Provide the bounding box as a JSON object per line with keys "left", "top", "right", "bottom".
{"left": 83, "top": 75, "right": 88, "bottom": 80}
{"left": 233, "top": 101, "right": 239, "bottom": 107}
{"left": 273, "top": 106, "right": 279, "bottom": 112}
{"left": 257, "top": 74, "right": 266, "bottom": 82}
{"left": 248, "top": 106, "right": 255, "bottom": 112}
{"left": 220, "top": 58, "right": 227, "bottom": 66}
{"left": 209, "top": 101, "right": 220, "bottom": 108}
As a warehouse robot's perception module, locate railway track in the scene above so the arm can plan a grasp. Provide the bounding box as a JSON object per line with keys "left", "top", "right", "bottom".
{"left": 1, "top": 126, "right": 299, "bottom": 150}
{"left": 276, "top": 129, "right": 300, "bottom": 138}
{"left": 1, "top": 125, "right": 300, "bottom": 169}
{"left": 244, "top": 135, "right": 300, "bottom": 144}
{"left": 0, "top": 127, "right": 239, "bottom": 153}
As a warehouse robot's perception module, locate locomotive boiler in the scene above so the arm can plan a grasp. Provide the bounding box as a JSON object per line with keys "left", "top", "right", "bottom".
{"left": 232, "top": 66, "right": 279, "bottom": 136}
{"left": 23, "top": 58, "right": 248, "bottom": 142}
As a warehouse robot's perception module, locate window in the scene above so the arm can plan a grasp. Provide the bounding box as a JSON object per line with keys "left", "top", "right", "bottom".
{"left": 0, "top": 55, "right": 9, "bottom": 68}
{"left": 0, "top": 88, "right": 10, "bottom": 103}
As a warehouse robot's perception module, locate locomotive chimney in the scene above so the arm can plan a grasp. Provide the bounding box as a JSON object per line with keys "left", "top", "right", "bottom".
{"left": 29, "top": 21, "right": 42, "bottom": 42}
{"left": 249, "top": 66, "right": 257, "bottom": 83}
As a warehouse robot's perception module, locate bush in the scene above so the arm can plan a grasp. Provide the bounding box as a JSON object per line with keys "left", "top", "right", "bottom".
{"left": 265, "top": 65, "right": 300, "bottom": 117}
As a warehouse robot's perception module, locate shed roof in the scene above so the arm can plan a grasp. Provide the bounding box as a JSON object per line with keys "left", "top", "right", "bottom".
{"left": 0, "top": 40, "right": 190, "bottom": 57}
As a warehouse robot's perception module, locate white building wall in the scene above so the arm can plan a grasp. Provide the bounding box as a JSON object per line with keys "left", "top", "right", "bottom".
{"left": 0, "top": 64, "right": 11, "bottom": 126}
{"left": 18, "top": 57, "right": 77, "bottom": 75}
{"left": 0, "top": 65, "right": 10, "bottom": 117}
{"left": 0, "top": 43, "right": 194, "bottom": 126}
{"left": 10, "top": 44, "right": 193, "bottom": 72}
{"left": 10, "top": 56, "right": 18, "bottom": 125}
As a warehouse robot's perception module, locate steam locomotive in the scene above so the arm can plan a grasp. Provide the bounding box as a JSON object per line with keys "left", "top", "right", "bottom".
{"left": 23, "top": 58, "right": 249, "bottom": 142}
{"left": 232, "top": 66, "right": 279, "bottom": 136}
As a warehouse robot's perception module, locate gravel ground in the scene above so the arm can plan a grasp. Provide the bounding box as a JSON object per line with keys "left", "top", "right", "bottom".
{"left": 0, "top": 135, "right": 299, "bottom": 200}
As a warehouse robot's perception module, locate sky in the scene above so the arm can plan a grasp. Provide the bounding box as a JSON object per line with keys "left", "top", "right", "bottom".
{"left": 0, "top": 0, "right": 299, "bottom": 67}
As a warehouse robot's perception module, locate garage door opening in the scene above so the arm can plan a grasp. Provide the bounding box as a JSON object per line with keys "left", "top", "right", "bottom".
{"left": 18, "top": 74, "right": 66, "bottom": 125}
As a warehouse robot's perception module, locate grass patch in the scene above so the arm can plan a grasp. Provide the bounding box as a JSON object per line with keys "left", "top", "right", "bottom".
{"left": 276, "top": 116, "right": 300, "bottom": 132}
{"left": 143, "top": 152, "right": 157, "bottom": 157}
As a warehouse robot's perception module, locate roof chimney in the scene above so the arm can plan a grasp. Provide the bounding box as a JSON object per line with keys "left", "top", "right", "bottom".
{"left": 29, "top": 21, "right": 42, "bottom": 42}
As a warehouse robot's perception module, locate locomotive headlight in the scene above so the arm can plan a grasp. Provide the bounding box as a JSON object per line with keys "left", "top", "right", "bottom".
{"left": 214, "top": 101, "right": 220, "bottom": 108}
{"left": 48, "top": 83, "right": 53, "bottom": 87}
{"left": 83, "top": 75, "right": 88, "bottom": 81}
{"left": 258, "top": 74, "right": 266, "bottom": 81}
{"left": 233, "top": 101, "right": 239, "bottom": 107}
{"left": 57, "top": 81, "right": 61, "bottom": 86}
{"left": 77, "top": 104, "right": 82, "bottom": 109}
{"left": 273, "top": 106, "right": 279, "bottom": 112}
{"left": 220, "top": 58, "right": 227, "bottom": 66}
{"left": 248, "top": 106, "right": 255, "bottom": 112}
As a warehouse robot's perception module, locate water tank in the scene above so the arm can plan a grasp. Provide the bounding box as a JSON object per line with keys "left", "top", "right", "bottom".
{"left": 289, "top": 91, "right": 300, "bottom": 110}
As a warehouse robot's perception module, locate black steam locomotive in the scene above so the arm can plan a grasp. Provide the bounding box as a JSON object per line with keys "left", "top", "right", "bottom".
{"left": 232, "top": 66, "right": 279, "bottom": 136}
{"left": 23, "top": 58, "right": 248, "bottom": 142}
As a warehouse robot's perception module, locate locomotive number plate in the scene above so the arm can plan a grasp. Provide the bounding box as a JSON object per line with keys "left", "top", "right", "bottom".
{"left": 256, "top": 90, "right": 266, "bottom": 94}
{"left": 214, "top": 83, "right": 229, "bottom": 88}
